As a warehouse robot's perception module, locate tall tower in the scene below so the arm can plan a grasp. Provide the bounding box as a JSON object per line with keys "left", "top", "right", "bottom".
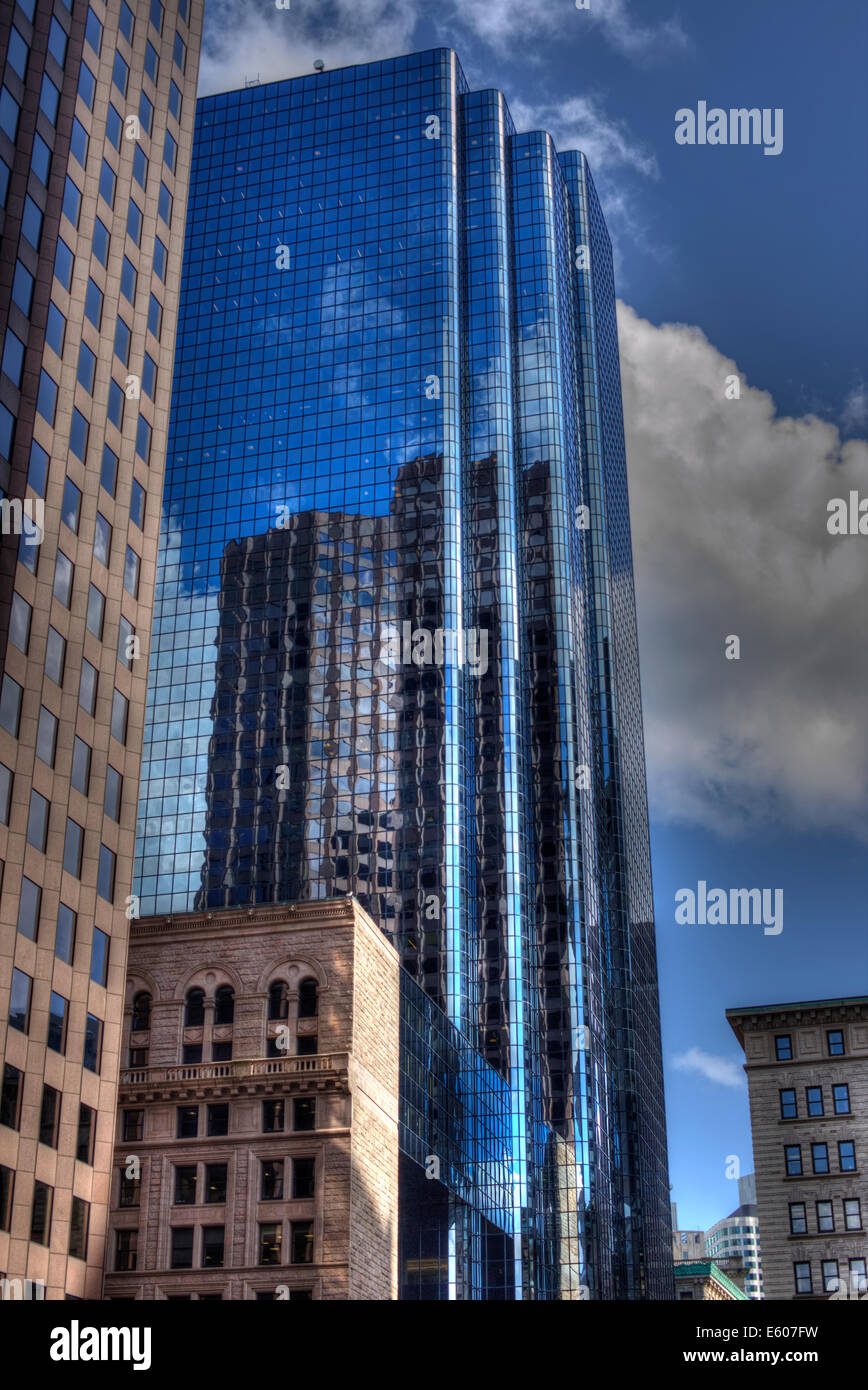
{"left": 134, "top": 48, "right": 672, "bottom": 1298}
{"left": 0, "top": 0, "right": 202, "bottom": 1297}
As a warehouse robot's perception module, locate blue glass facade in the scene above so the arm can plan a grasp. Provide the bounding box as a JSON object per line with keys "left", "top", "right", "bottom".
{"left": 134, "top": 48, "right": 672, "bottom": 1298}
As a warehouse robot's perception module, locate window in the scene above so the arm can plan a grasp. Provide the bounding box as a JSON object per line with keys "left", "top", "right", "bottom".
{"left": 90, "top": 927, "right": 109, "bottom": 986}
{"left": 131, "top": 480, "right": 146, "bottom": 529}
{"left": 821, "top": 1259, "right": 839, "bottom": 1294}
{"left": 29, "top": 439, "right": 49, "bottom": 496}
{"left": 839, "top": 1140, "right": 856, "bottom": 1172}
{"left": 775, "top": 1034, "right": 792, "bottom": 1061}
{"left": 298, "top": 978, "right": 318, "bottom": 1018}
{"left": 142, "top": 354, "right": 157, "bottom": 401}
{"left": 785, "top": 1144, "right": 802, "bottom": 1176}
{"left": 174, "top": 1166, "right": 196, "bottom": 1204}
{"left": 1, "top": 1165, "right": 15, "bottom": 1230}
{"left": 293, "top": 1099, "right": 315, "bottom": 1132}
{"left": 849, "top": 1258, "right": 868, "bottom": 1295}
{"left": 154, "top": 236, "right": 168, "bottom": 281}
{"left": 45, "top": 627, "right": 66, "bottom": 684}
{"left": 147, "top": 294, "right": 162, "bottom": 340}
{"left": 54, "top": 550, "right": 73, "bottom": 606}
{"left": 827, "top": 1029, "right": 845, "bottom": 1056}
{"left": 1, "top": 1065, "right": 22, "bottom": 1130}
{"left": 181, "top": 988, "right": 205, "bottom": 1027}
{"left": 77, "top": 1103, "right": 95, "bottom": 1163}
{"left": 794, "top": 1261, "right": 812, "bottom": 1295}
{"left": 12, "top": 261, "right": 34, "bottom": 316}
{"left": 85, "top": 277, "right": 103, "bottom": 328}
{"left": 259, "top": 1223, "right": 282, "bottom": 1265}
{"left": 145, "top": 41, "right": 159, "bottom": 84}
{"left": 111, "top": 689, "right": 129, "bottom": 743}
{"left": 93, "top": 217, "right": 110, "bottom": 266}
{"left": 85, "top": 6, "right": 102, "bottom": 54}
{"left": 171, "top": 1227, "right": 194, "bottom": 1269}
{"left": 97, "top": 844, "right": 116, "bottom": 902}
{"left": 806, "top": 1086, "right": 823, "bottom": 1117}
{"left": 169, "top": 79, "right": 182, "bottom": 123}
{"left": 55, "top": 238, "right": 74, "bottom": 291}
{"left": 0, "top": 157, "right": 8, "bottom": 208}
{"left": 261, "top": 1160, "right": 283, "bottom": 1201}
{"left": 779, "top": 1088, "right": 797, "bottom": 1120}
{"left": 108, "top": 379, "right": 125, "bottom": 430}
{"left": 30, "top": 1182, "right": 53, "bottom": 1245}
{"left": 27, "top": 789, "right": 49, "bottom": 851}
{"left": 214, "top": 986, "right": 234, "bottom": 1025}
{"left": 106, "top": 102, "right": 122, "bottom": 150}
{"left": 120, "top": 2, "right": 135, "bottom": 43}
{"left": 93, "top": 512, "right": 112, "bottom": 567}
{"left": 115, "top": 1229, "right": 138, "bottom": 1272}
{"left": 78, "top": 341, "right": 96, "bottom": 393}
{"left": 844, "top": 1198, "right": 862, "bottom": 1231}
{"left": 135, "top": 416, "right": 151, "bottom": 464}
{"left": 69, "top": 409, "right": 89, "bottom": 461}
{"left": 23, "top": 195, "right": 44, "bottom": 251}
{"left": 63, "top": 818, "right": 84, "bottom": 877}
{"left": 123, "top": 548, "right": 141, "bottom": 602}
{"left": 293, "top": 1158, "right": 316, "bottom": 1199}
{"left": 48, "top": 16, "right": 68, "bottom": 67}
{"left": 212, "top": 1041, "right": 232, "bottom": 1061}
{"left": 150, "top": 0, "right": 164, "bottom": 34}
{"left": 10, "top": 968, "right": 32, "bottom": 1033}
{"left": 291, "top": 1221, "right": 313, "bottom": 1264}
{"left": 112, "top": 52, "right": 129, "bottom": 98}
{"left": 102, "top": 445, "right": 119, "bottom": 496}
{"left": 182, "top": 1043, "right": 202, "bottom": 1064}
{"left": 205, "top": 1165, "right": 227, "bottom": 1204}
{"left": 833, "top": 1083, "right": 851, "bottom": 1115}
{"left": 119, "top": 1167, "right": 141, "bottom": 1207}
{"left": 105, "top": 765, "right": 122, "bottom": 821}
{"left": 69, "top": 1197, "right": 89, "bottom": 1260}
{"left": 811, "top": 1142, "right": 829, "bottom": 1175}
{"left": 37, "top": 706, "right": 58, "bottom": 765}
{"left": 173, "top": 32, "right": 187, "bottom": 72}
{"left": 207, "top": 1104, "right": 229, "bottom": 1137}
{"left": 37, "top": 368, "right": 57, "bottom": 424}
{"left": 788, "top": 1202, "right": 807, "bottom": 1235}
{"left": 177, "top": 1106, "right": 198, "bottom": 1139}
{"left": 99, "top": 158, "right": 116, "bottom": 208}
{"left": 0, "top": 87, "right": 21, "bottom": 142}
{"left": 158, "top": 181, "right": 173, "bottom": 226}
{"left": 202, "top": 1226, "right": 224, "bottom": 1267}
{"left": 816, "top": 1200, "right": 835, "bottom": 1233}
{"left": 1, "top": 330, "right": 24, "bottom": 387}
{"left": 114, "top": 316, "right": 132, "bottom": 366}
{"left": 263, "top": 1099, "right": 284, "bottom": 1133}
{"left": 32, "top": 132, "right": 51, "bottom": 184}
{"left": 39, "top": 1084, "right": 60, "bottom": 1147}
{"left": 7, "top": 27, "right": 28, "bottom": 81}
{"left": 139, "top": 91, "right": 154, "bottom": 137}
{"left": 0, "top": 674, "right": 21, "bottom": 735}
{"left": 133, "top": 143, "right": 148, "bottom": 190}
{"left": 86, "top": 583, "right": 105, "bottom": 638}
{"left": 130, "top": 992, "right": 151, "bottom": 1032}
{"left": 62, "top": 175, "right": 82, "bottom": 228}
{"left": 121, "top": 256, "right": 137, "bottom": 304}
{"left": 47, "top": 992, "right": 68, "bottom": 1052}
{"left": 0, "top": 760, "right": 12, "bottom": 821}
{"left": 121, "top": 1110, "right": 145, "bottom": 1147}
{"left": 127, "top": 198, "right": 143, "bottom": 246}
{"left": 83, "top": 1013, "right": 102, "bottom": 1072}
{"left": 164, "top": 130, "right": 178, "bottom": 174}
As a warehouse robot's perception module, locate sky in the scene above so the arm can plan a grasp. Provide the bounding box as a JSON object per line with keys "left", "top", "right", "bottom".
{"left": 194, "top": 0, "right": 868, "bottom": 1232}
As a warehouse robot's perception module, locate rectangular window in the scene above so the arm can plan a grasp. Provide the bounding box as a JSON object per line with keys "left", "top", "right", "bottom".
{"left": 77, "top": 342, "right": 96, "bottom": 393}
{"left": 111, "top": 689, "right": 129, "bottom": 743}
{"left": 293, "top": 1157, "right": 316, "bottom": 1199}
{"left": 78, "top": 664, "right": 98, "bottom": 721}
{"left": 130, "top": 480, "right": 146, "bottom": 529}
{"left": 45, "top": 628, "right": 66, "bottom": 684}
{"left": 9, "top": 592, "right": 31, "bottom": 656}
{"left": 114, "top": 316, "right": 132, "bottom": 366}
{"left": 70, "top": 735, "right": 91, "bottom": 798}
{"left": 7, "top": 27, "right": 28, "bottom": 81}
{"left": 39, "top": 1084, "right": 60, "bottom": 1147}
{"left": 827, "top": 1029, "right": 845, "bottom": 1056}
{"left": 133, "top": 143, "right": 148, "bottom": 189}
{"left": 119, "top": 1168, "right": 141, "bottom": 1207}
{"left": 833, "top": 1083, "right": 851, "bottom": 1114}
{"left": 106, "top": 103, "right": 122, "bottom": 150}
{"left": 144, "top": 41, "right": 159, "bottom": 84}
{"left": 150, "top": 0, "right": 164, "bottom": 33}
{"left": 0, "top": 87, "right": 20, "bottom": 142}
{"left": 102, "top": 445, "right": 119, "bottom": 496}
{"left": 202, "top": 1226, "right": 224, "bottom": 1267}
{"left": 112, "top": 52, "right": 129, "bottom": 98}
{"left": 32, "top": 132, "right": 51, "bottom": 185}
{"left": 93, "top": 217, "right": 110, "bottom": 266}
{"left": 0, "top": 674, "right": 22, "bottom": 735}
{"left": 48, "top": 16, "right": 68, "bottom": 66}
{"left": 1, "top": 1065, "right": 23, "bottom": 1130}
{"left": 839, "top": 1140, "right": 856, "bottom": 1172}
{"left": 77, "top": 1103, "right": 95, "bottom": 1163}
{"left": 85, "top": 277, "right": 103, "bottom": 328}
{"left": 1, "top": 329, "right": 24, "bottom": 387}
{"left": 29, "top": 439, "right": 49, "bottom": 495}
{"left": 816, "top": 1200, "right": 835, "bottom": 1233}
{"left": 174, "top": 1166, "right": 197, "bottom": 1204}
{"left": 90, "top": 927, "right": 109, "bottom": 986}
{"left": 54, "top": 550, "right": 73, "bottom": 605}
{"left": 779, "top": 1088, "right": 796, "bottom": 1120}
{"left": 259, "top": 1223, "right": 282, "bottom": 1265}
{"left": 63, "top": 818, "right": 84, "bottom": 877}
{"left": 0, "top": 1165, "right": 14, "bottom": 1230}
{"left": 62, "top": 175, "right": 82, "bottom": 228}
{"left": 99, "top": 158, "right": 116, "bottom": 208}
{"left": 127, "top": 199, "right": 143, "bottom": 246}
{"left": 69, "top": 409, "right": 89, "bottom": 462}
{"left": 94, "top": 511, "right": 112, "bottom": 566}
{"left": 788, "top": 1202, "right": 807, "bottom": 1235}
{"left": 69, "top": 1197, "right": 89, "bottom": 1260}
{"left": 785, "top": 1144, "right": 802, "bottom": 1176}
{"left": 23, "top": 195, "right": 43, "bottom": 251}
{"left": 794, "top": 1261, "right": 812, "bottom": 1295}
{"left": 12, "top": 261, "right": 34, "bottom": 316}
{"left": 154, "top": 237, "right": 168, "bottom": 284}
{"left": 263, "top": 1100, "right": 284, "bottom": 1133}
{"left": 39, "top": 75, "right": 59, "bottom": 125}
{"left": 806, "top": 1086, "right": 823, "bottom": 1117}
{"left": 171, "top": 1227, "right": 194, "bottom": 1269}
{"left": 293, "top": 1099, "right": 315, "bottom": 1132}
{"left": 147, "top": 294, "right": 162, "bottom": 340}
{"left": 139, "top": 91, "right": 154, "bottom": 137}
{"left": 47, "top": 992, "right": 68, "bottom": 1052}
{"left": 205, "top": 1164, "right": 227, "bottom": 1204}
{"left": 108, "top": 379, "right": 125, "bottom": 430}
{"left": 207, "top": 1104, "right": 229, "bottom": 1137}
{"left": 261, "top": 1159, "right": 283, "bottom": 1201}
{"left": 83, "top": 1013, "right": 102, "bottom": 1072}
{"left": 164, "top": 130, "right": 178, "bottom": 174}
{"left": 121, "top": 256, "right": 137, "bottom": 304}
{"left": 136, "top": 415, "right": 152, "bottom": 464}
{"left": 115, "top": 1229, "right": 138, "bottom": 1272}
{"left": 85, "top": 6, "right": 102, "bottom": 55}
{"left": 30, "top": 1181, "right": 53, "bottom": 1245}
{"left": 120, "top": 2, "right": 135, "bottom": 43}
{"left": 10, "top": 968, "right": 32, "bottom": 1033}
{"left": 46, "top": 301, "right": 66, "bottom": 354}
{"left": 176, "top": 1105, "right": 198, "bottom": 1139}
{"left": 122, "top": 1109, "right": 144, "bottom": 1145}
{"left": 36, "top": 706, "right": 58, "bottom": 765}
{"left": 173, "top": 32, "right": 187, "bottom": 72}
{"left": 811, "top": 1142, "right": 829, "bottom": 1175}
{"left": 844, "top": 1198, "right": 862, "bottom": 1231}
{"left": 37, "top": 369, "right": 56, "bottom": 424}
{"left": 104, "top": 766, "right": 122, "bottom": 821}
{"left": 169, "top": 80, "right": 182, "bottom": 123}
{"left": 182, "top": 1043, "right": 202, "bottom": 1064}
{"left": 849, "top": 1259, "right": 868, "bottom": 1296}
{"left": 86, "top": 583, "right": 105, "bottom": 638}
{"left": 774, "top": 1034, "right": 792, "bottom": 1061}
{"left": 78, "top": 60, "right": 96, "bottom": 109}
{"left": 0, "top": 760, "right": 12, "bottom": 821}
{"left": 821, "top": 1259, "right": 839, "bottom": 1294}
{"left": 290, "top": 1221, "right": 313, "bottom": 1264}
{"left": 27, "top": 789, "right": 49, "bottom": 851}
{"left": 158, "top": 181, "right": 173, "bottom": 226}
{"left": 97, "top": 844, "right": 116, "bottom": 902}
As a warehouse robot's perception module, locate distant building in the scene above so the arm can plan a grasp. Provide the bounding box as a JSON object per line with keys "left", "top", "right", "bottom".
{"left": 672, "top": 1226, "right": 705, "bottom": 1263}
{"left": 704, "top": 1200, "right": 763, "bottom": 1299}
{"left": 728, "top": 996, "right": 868, "bottom": 1301}
{"left": 674, "top": 1260, "right": 748, "bottom": 1301}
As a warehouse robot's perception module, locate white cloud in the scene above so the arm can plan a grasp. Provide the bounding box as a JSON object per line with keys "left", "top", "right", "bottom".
{"left": 441, "top": 0, "right": 687, "bottom": 63}
{"left": 618, "top": 301, "right": 868, "bottom": 841}
{"left": 841, "top": 382, "right": 868, "bottom": 435}
{"left": 508, "top": 94, "right": 658, "bottom": 179}
{"left": 671, "top": 1047, "right": 744, "bottom": 1089}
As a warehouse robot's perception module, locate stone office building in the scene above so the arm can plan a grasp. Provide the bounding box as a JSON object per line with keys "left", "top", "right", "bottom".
{"left": 102, "top": 897, "right": 400, "bottom": 1300}
{"left": 727, "top": 996, "right": 868, "bottom": 1301}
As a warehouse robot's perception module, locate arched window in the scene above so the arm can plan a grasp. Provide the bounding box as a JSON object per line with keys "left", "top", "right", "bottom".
{"left": 297, "top": 977, "right": 318, "bottom": 1019}
{"left": 185, "top": 988, "right": 205, "bottom": 1027}
{"left": 268, "top": 981, "right": 289, "bottom": 1021}
{"left": 214, "top": 985, "right": 234, "bottom": 1025}
{"left": 131, "top": 991, "right": 151, "bottom": 1031}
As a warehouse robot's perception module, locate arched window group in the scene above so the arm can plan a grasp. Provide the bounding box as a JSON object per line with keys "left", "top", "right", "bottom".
{"left": 267, "top": 977, "right": 318, "bottom": 1019}
{"left": 184, "top": 985, "right": 235, "bottom": 1026}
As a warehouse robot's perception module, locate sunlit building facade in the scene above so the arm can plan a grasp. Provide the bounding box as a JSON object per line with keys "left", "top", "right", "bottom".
{"left": 133, "top": 48, "right": 671, "bottom": 1298}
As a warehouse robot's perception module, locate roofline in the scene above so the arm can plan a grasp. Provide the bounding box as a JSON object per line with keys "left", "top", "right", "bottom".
{"left": 726, "top": 996, "right": 868, "bottom": 1018}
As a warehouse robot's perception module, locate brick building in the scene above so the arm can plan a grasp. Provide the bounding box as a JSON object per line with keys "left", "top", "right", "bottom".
{"left": 102, "top": 896, "right": 400, "bottom": 1300}
{"left": 728, "top": 996, "right": 868, "bottom": 1301}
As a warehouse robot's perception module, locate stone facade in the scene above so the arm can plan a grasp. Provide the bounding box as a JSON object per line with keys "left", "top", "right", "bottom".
{"left": 728, "top": 997, "right": 868, "bottom": 1301}
{"left": 0, "top": 0, "right": 202, "bottom": 1299}
{"left": 674, "top": 1260, "right": 747, "bottom": 1301}
{"left": 102, "top": 897, "right": 400, "bottom": 1300}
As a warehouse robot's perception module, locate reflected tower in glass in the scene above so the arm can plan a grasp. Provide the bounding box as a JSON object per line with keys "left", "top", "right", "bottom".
{"left": 134, "top": 48, "right": 672, "bottom": 1299}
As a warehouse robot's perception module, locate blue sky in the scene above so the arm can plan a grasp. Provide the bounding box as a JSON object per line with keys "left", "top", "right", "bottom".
{"left": 200, "top": 0, "right": 868, "bottom": 1232}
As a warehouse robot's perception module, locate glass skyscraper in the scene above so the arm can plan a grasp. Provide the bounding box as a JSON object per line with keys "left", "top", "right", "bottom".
{"left": 134, "top": 47, "right": 672, "bottom": 1299}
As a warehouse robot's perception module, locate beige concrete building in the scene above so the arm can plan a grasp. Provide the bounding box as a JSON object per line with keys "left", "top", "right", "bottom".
{"left": 674, "top": 1260, "right": 748, "bottom": 1301}
{"left": 102, "top": 897, "right": 400, "bottom": 1301}
{"left": 728, "top": 996, "right": 868, "bottom": 1301}
{"left": 0, "top": 1, "right": 203, "bottom": 1299}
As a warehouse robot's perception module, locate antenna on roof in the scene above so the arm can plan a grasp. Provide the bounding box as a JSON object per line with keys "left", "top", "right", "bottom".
{"left": 313, "top": 59, "right": 325, "bottom": 73}
{"left": 243, "top": 74, "right": 261, "bottom": 88}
